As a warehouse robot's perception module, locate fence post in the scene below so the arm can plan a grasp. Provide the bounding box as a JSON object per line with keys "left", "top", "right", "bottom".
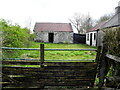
{"left": 98, "top": 44, "right": 108, "bottom": 89}
{"left": 40, "top": 44, "right": 44, "bottom": 67}
{"left": 95, "top": 46, "right": 102, "bottom": 63}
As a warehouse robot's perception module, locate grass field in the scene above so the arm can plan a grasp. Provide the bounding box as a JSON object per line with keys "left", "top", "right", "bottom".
{"left": 21, "top": 42, "right": 97, "bottom": 61}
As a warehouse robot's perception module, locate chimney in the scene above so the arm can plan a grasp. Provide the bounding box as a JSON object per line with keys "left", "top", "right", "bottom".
{"left": 115, "top": 1, "right": 120, "bottom": 14}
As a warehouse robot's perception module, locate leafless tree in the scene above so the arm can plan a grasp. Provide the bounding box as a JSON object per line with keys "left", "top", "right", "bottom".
{"left": 69, "top": 13, "right": 94, "bottom": 34}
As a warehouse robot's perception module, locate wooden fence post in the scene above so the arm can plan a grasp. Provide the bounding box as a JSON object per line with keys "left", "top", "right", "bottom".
{"left": 40, "top": 44, "right": 44, "bottom": 67}
{"left": 95, "top": 46, "right": 102, "bottom": 63}
{"left": 96, "top": 46, "right": 102, "bottom": 79}
{"left": 98, "top": 44, "right": 108, "bottom": 89}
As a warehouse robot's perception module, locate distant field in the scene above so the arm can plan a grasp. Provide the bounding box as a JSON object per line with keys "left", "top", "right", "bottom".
{"left": 21, "top": 42, "right": 97, "bottom": 61}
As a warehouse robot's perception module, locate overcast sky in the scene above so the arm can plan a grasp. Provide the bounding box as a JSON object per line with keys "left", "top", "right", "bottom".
{"left": 0, "top": 0, "right": 120, "bottom": 32}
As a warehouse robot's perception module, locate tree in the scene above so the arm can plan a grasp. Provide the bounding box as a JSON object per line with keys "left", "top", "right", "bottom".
{"left": 97, "top": 13, "right": 114, "bottom": 23}
{"left": 69, "top": 13, "right": 94, "bottom": 34}
{"left": 0, "top": 19, "right": 31, "bottom": 58}
{"left": 1, "top": 20, "right": 30, "bottom": 47}
{"left": 81, "top": 14, "right": 93, "bottom": 33}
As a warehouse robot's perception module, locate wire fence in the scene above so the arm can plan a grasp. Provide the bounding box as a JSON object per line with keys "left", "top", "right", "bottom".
{"left": 1, "top": 47, "right": 97, "bottom": 51}
{"left": 1, "top": 44, "right": 97, "bottom": 62}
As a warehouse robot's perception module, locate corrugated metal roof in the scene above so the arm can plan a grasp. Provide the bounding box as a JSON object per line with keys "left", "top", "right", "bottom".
{"left": 34, "top": 23, "right": 73, "bottom": 32}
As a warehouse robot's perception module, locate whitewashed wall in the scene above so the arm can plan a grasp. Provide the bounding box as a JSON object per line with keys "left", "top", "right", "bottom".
{"left": 86, "top": 33, "right": 90, "bottom": 45}
{"left": 35, "top": 31, "right": 73, "bottom": 43}
{"left": 86, "top": 31, "right": 97, "bottom": 46}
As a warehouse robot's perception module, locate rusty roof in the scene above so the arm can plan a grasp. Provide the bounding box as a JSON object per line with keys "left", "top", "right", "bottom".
{"left": 34, "top": 23, "right": 73, "bottom": 32}
{"left": 88, "top": 21, "right": 107, "bottom": 32}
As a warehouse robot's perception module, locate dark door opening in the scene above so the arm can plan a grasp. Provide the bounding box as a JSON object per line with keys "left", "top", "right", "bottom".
{"left": 49, "top": 33, "right": 54, "bottom": 43}
{"left": 90, "top": 33, "right": 92, "bottom": 46}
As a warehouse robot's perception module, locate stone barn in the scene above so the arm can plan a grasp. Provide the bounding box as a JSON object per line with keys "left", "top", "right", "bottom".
{"left": 33, "top": 23, "right": 73, "bottom": 43}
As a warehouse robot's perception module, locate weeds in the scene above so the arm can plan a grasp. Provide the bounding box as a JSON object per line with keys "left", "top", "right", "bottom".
{"left": 19, "top": 42, "right": 96, "bottom": 60}
{"left": 3, "top": 42, "right": 96, "bottom": 60}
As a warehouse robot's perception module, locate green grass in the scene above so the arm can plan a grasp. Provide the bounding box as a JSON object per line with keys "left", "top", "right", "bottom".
{"left": 21, "top": 42, "right": 97, "bottom": 61}
{"left": 3, "top": 64, "right": 40, "bottom": 67}
{"left": 30, "top": 42, "right": 96, "bottom": 49}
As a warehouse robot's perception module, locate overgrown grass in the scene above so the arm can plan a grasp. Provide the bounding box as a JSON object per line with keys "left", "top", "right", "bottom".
{"left": 30, "top": 42, "right": 96, "bottom": 49}
{"left": 21, "top": 42, "right": 96, "bottom": 61}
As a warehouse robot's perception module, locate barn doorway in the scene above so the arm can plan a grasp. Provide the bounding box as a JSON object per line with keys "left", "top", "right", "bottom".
{"left": 49, "top": 33, "right": 54, "bottom": 43}
{"left": 90, "top": 33, "right": 92, "bottom": 46}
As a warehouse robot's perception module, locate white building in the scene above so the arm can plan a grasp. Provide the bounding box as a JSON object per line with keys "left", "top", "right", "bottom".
{"left": 87, "top": 1, "right": 120, "bottom": 47}
{"left": 86, "top": 22, "right": 106, "bottom": 46}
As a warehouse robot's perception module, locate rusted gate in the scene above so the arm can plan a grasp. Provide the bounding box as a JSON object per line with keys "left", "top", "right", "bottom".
{"left": 2, "top": 44, "right": 97, "bottom": 89}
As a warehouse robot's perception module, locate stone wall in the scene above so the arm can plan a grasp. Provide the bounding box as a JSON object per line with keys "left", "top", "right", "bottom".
{"left": 35, "top": 31, "right": 73, "bottom": 43}
{"left": 35, "top": 32, "right": 48, "bottom": 42}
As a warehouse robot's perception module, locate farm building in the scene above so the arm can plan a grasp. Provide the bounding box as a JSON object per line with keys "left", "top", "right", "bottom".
{"left": 86, "top": 21, "right": 106, "bottom": 46}
{"left": 98, "top": 2, "right": 120, "bottom": 46}
{"left": 33, "top": 23, "right": 73, "bottom": 43}
{"left": 102, "top": 4, "right": 120, "bottom": 29}
{"left": 87, "top": 2, "right": 120, "bottom": 47}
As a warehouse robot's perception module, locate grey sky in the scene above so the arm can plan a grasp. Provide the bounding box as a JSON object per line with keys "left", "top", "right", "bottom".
{"left": 0, "top": 0, "right": 119, "bottom": 32}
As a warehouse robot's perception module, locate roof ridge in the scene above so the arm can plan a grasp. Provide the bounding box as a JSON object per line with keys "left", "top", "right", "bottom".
{"left": 87, "top": 21, "right": 107, "bottom": 32}
{"left": 101, "top": 13, "right": 118, "bottom": 29}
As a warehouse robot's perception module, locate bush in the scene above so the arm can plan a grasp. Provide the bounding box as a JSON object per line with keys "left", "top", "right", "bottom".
{"left": 0, "top": 19, "right": 31, "bottom": 58}
{"left": 103, "top": 27, "right": 120, "bottom": 85}
{"left": 103, "top": 27, "right": 120, "bottom": 57}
